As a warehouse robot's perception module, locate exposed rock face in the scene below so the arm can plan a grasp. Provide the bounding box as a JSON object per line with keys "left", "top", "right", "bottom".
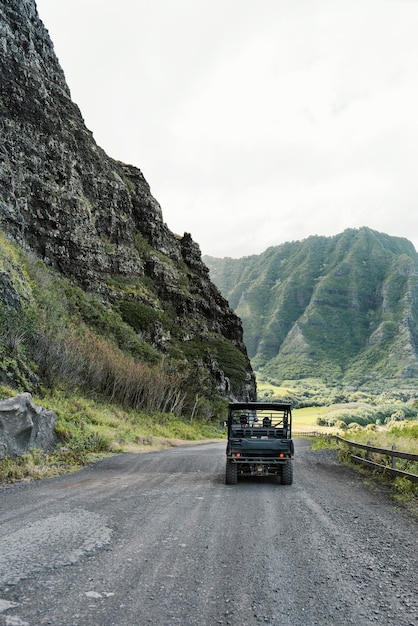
{"left": 0, "top": 0, "right": 168, "bottom": 281}
{"left": 0, "top": 272, "right": 21, "bottom": 310}
{"left": 0, "top": 393, "right": 57, "bottom": 459}
{"left": 0, "top": 1, "right": 256, "bottom": 401}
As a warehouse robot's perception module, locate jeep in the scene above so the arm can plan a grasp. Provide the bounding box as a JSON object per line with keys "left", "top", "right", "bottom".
{"left": 225, "top": 402, "right": 294, "bottom": 485}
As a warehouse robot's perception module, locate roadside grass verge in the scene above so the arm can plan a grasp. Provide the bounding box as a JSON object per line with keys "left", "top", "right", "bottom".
{"left": 0, "top": 386, "right": 224, "bottom": 484}
{"left": 309, "top": 426, "right": 418, "bottom": 514}
{"left": 334, "top": 421, "right": 418, "bottom": 454}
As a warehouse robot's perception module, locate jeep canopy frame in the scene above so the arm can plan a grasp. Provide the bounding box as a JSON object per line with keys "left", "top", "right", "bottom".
{"left": 227, "top": 402, "right": 292, "bottom": 438}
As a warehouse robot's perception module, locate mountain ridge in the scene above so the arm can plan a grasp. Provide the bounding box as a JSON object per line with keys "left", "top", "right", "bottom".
{"left": 204, "top": 227, "right": 418, "bottom": 387}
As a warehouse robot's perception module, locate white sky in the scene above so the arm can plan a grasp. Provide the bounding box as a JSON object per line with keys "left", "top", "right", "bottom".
{"left": 35, "top": 0, "right": 418, "bottom": 258}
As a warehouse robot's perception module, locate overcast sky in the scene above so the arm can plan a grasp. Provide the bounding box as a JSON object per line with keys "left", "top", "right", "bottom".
{"left": 36, "top": 0, "right": 418, "bottom": 258}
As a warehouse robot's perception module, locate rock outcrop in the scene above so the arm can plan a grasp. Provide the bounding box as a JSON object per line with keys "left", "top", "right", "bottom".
{"left": 0, "top": 0, "right": 256, "bottom": 402}
{"left": 0, "top": 393, "right": 57, "bottom": 459}
{"left": 0, "top": 0, "right": 176, "bottom": 281}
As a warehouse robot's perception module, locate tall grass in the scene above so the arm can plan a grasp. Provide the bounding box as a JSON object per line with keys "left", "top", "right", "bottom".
{"left": 32, "top": 327, "right": 187, "bottom": 415}
{"left": 338, "top": 420, "right": 418, "bottom": 455}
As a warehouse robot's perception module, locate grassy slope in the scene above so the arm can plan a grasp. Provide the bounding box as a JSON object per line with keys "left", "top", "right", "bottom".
{"left": 0, "top": 384, "right": 225, "bottom": 483}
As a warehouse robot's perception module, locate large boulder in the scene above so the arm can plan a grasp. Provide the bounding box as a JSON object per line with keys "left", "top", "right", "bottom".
{"left": 0, "top": 393, "right": 58, "bottom": 459}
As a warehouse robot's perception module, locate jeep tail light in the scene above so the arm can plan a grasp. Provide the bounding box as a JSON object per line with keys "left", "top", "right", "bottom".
{"left": 279, "top": 453, "right": 285, "bottom": 458}
{"left": 234, "top": 452, "right": 241, "bottom": 457}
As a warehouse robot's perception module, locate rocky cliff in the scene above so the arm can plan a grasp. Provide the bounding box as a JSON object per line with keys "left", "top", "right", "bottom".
{"left": 0, "top": 0, "right": 256, "bottom": 407}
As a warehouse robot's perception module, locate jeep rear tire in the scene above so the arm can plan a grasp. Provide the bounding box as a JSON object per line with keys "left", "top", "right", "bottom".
{"left": 225, "top": 462, "right": 238, "bottom": 485}
{"left": 281, "top": 461, "right": 293, "bottom": 485}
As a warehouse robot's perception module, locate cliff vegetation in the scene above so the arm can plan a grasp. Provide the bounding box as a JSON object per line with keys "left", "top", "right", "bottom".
{"left": 0, "top": 0, "right": 255, "bottom": 465}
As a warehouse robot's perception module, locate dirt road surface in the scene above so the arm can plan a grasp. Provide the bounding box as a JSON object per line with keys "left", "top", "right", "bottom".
{"left": 0, "top": 440, "right": 417, "bottom": 626}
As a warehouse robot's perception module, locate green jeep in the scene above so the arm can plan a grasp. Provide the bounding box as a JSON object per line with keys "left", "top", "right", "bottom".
{"left": 225, "top": 402, "right": 294, "bottom": 485}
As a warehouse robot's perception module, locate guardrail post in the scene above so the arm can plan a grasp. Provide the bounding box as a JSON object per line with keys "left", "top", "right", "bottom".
{"left": 392, "top": 445, "right": 396, "bottom": 470}
{"left": 366, "top": 441, "right": 371, "bottom": 461}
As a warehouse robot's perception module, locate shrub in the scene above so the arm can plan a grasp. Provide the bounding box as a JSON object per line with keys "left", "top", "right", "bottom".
{"left": 74, "top": 331, "right": 187, "bottom": 415}
{"left": 389, "top": 409, "right": 405, "bottom": 422}
{"left": 347, "top": 422, "right": 363, "bottom": 432}
{"left": 118, "top": 300, "right": 160, "bottom": 332}
{"left": 0, "top": 456, "right": 26, "bottom": 482}
{"left": 30, "top": 329, "right": 84, "bottom": 389}
{"left": 67, "top": 431, "right": 112, "bottom": 453}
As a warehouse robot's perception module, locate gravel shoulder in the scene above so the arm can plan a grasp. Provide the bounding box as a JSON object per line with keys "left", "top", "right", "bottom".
{"left": 0, "top": 440, "right": 417, "bottom": 626}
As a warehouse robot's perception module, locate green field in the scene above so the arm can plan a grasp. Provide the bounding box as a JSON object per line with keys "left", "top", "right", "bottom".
{"left": 292, "top": 406, "right": 331, "bottom": 433}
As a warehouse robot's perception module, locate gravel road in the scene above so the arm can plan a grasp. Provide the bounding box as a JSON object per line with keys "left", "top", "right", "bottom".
{"left": 0, "top": 440, "right": 417, "bottom": 626}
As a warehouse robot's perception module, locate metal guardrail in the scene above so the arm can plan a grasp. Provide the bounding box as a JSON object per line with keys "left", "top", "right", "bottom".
{"left": 289, "top": 431, "right": 418, "bottom": 482}
{"left": 334, "top": 434, "right": 418, "bottom": 484}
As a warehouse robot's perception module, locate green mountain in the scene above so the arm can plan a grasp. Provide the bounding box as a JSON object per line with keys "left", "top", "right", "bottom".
{"left": 204, "top": 228, "right": 418, "bottom": 387}
{"left": 0, "top": 0, "right": 255, "bottom": 416}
